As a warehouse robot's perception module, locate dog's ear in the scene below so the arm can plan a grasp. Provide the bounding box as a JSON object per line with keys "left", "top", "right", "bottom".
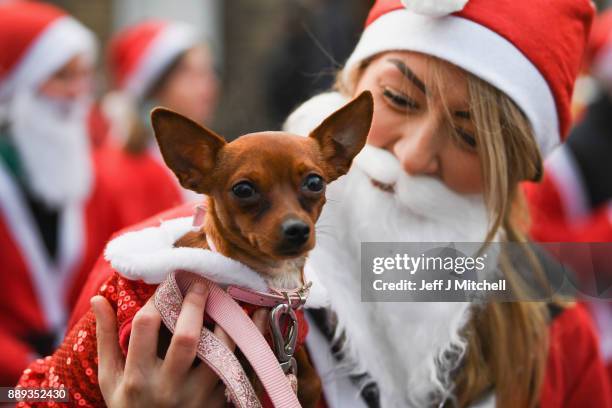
{"left": 309, "top": 91, "right": 373, "bottom": 181}
{"left": 151, "top": 108, "right": 226, "bottom": 193}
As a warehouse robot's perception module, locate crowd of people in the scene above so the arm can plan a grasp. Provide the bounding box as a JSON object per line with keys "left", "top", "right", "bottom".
{"left": 0, "top": 1, "right": 217, "bottom": 385}
{"left": 0, "top": 0, "right": 611, "bottom": 407}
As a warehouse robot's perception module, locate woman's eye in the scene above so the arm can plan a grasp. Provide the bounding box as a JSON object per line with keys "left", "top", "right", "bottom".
{"left": 232, "top": 181, "right": 257, "bottom": 199}
{"left": 456, "top": 128, "right": 477, "bottom": 149}
{"left": 302, "top": 174, "right": 325, "bottom": 193}
{"left": 382, "top": 87, "right": 418, "bottom": 110}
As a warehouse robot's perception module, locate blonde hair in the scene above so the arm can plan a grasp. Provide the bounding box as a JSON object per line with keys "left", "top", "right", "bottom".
{"left": 337, "top": 54, "right": 553, "bottom": 408}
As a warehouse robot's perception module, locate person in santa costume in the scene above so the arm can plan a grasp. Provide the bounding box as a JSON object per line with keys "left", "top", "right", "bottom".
{"left": 525, "top": 9, "right": 612, "bottom": 246}
{"left": 16, "top": 0, "right": 612, "bottom": 407}
{"left": 93, "top": 19, "right": 220, "bottom": 227}
{"left": 0, "top": 1, "right": 129, "bottom": 386}
{"left": 524, "top": 8, "right": 612, "bottom": 389}
{"left": 525, "top": 9, "right": 612, "bottom": 242}
{"left": 279, "top": 1, "right": 608, "bottom": 406}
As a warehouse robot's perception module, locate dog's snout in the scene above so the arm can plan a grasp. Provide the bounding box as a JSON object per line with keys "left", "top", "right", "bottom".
{"left": 281, "top": 219, "right": 310, "bottom": 246}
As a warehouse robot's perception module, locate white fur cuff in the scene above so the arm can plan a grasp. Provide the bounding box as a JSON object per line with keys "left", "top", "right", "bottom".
{"left": 104, "top": 216, "right": 329, "bottom": 308}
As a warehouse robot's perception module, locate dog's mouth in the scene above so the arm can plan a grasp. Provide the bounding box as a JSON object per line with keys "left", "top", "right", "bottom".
{"left": 370, "top": 177, "right": 396, "bottom": 194}
{"left": 275, "top": 244, "right": 312, "bottom": 258}
{"left": 250, "top": 235, "right": 311, "bottom": 260}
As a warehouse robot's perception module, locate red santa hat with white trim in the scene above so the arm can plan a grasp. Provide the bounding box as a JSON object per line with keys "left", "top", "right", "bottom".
{"left": 0, "top": 1, "right": 97, "bottom": 105}
{"left": 341, "top": 0, "right": 595, "bottom": 158}
{"left": 108, "top": 20, "right": 200, "bottom": 101}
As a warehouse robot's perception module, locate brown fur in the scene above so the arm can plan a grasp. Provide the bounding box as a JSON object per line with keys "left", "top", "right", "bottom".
{"left": 151, "top": 92, "right": 373, "bottom": 405}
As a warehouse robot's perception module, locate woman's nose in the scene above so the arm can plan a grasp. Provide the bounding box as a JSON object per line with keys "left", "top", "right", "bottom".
{"left": 392, "top": 120, "right": 441, "bottom": 176}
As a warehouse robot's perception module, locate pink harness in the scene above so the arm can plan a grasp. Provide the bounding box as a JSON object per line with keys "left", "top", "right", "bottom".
{"left": 153, "top": 205, "right": 307, "bottom": 407}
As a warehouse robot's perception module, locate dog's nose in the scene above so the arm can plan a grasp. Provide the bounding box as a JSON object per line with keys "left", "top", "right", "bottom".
{"left": 281, "top": 219, "right": 310, "bottom": 246}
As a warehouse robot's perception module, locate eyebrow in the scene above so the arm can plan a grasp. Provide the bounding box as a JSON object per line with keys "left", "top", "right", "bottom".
{"left": 388, "top": 58, "right": 427, "bottom": 95}
{"left": 388, "top": 58, "right": 472, "bottom": 119}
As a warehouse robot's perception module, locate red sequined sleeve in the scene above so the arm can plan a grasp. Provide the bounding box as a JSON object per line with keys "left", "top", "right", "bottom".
{"left": 16, "top": 272, "right": 156, "bottom": 408}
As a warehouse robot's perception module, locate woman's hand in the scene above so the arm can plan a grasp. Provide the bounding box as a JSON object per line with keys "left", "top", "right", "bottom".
{"left": 92, "top": 283, "right": 269, "bottom": 408}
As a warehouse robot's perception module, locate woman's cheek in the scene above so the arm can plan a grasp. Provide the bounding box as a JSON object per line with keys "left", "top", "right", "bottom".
{"left": 366, "top": 112, "right": 385, "bottom": 146}
{"left": 442, "top": 150, "right": 484, "bottom": 194}
{"left": 366, "top": 96, "right": 399, "bottom": 147}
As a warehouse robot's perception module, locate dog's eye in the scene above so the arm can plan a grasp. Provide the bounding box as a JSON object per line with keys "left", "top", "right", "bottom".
{"left": 303, "top": 174, "right": 325, "bottom": 193}
{"left": 232, "top": 181, "right": 257, "bottom": 199}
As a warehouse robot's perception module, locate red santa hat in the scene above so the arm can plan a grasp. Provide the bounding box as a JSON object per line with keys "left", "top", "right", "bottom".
{"left": 0, "top": 1, "right": 97, "bottom": 104}
{"left": 108, "top": 20, "right": 200, "bottom": 100}
{"left": 343, "top": 0, "right": 595, "bottom": 157}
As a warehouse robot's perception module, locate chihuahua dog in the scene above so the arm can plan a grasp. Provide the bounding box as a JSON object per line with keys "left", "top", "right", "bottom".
{"left": 151, "top": 91, "right": 373, "bottom": 407}
{"left": 15, "top": 91, "right": 372, "bottom": 408}
{"left": 153, "top": 91, "right": 372, "bottom": 289}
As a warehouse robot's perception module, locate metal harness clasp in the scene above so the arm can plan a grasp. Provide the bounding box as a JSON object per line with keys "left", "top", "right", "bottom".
{"left": 269, "top": 302, "right": 299, "bottom": 375}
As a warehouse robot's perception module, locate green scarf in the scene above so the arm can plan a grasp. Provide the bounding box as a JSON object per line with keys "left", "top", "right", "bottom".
{"left": 0, "top": 126, "right": 23, "bottom": 180}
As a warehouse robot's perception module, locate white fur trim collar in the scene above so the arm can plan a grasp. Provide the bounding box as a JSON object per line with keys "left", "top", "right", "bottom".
{"left": 105, "top": 217, "right": 268, "bottom": 291}
{"left": 104, "top": 216, "right": 328, "bottom": 307}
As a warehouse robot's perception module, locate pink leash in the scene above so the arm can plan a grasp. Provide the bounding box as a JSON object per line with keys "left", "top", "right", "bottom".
{"left": 206, "top": 282, "right": 301, "bottom": 407}
{"left": 154, "top": 272, "right": 261, "bottom": 408}
{"left": 155, "top": 271, "right": 302, "bottom": 407}
{"left": 153, "top": 204, "right": 303, "bottom": 407}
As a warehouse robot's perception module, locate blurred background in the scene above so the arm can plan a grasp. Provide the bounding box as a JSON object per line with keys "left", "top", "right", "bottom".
{"left": 46, "top": 0, "right": 373, "bottom": 139}
{"left": 42, "top": 0, "right": 612, "bottom": 138}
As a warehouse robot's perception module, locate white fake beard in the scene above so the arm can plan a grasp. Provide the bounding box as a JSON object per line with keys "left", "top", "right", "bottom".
{"left": 308, "top": 145, "right": 491, "bottom": 407}
{"left": 9, "top": 89, "right": 93, "bottom": 207}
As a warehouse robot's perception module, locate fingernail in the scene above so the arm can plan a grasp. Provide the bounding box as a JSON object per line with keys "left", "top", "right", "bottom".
{"left": 190, "top": 282, "right": 207, "bottom": 294}
{"left": 90, "top": 296, "right": 101, "bottom": 315}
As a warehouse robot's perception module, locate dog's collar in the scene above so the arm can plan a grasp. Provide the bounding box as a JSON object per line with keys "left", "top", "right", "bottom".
{"left": 227, "top": 283, "right": 311, "bottom": 309}
{"left": 194, "top": 204, "right": 311, "bottom": 310}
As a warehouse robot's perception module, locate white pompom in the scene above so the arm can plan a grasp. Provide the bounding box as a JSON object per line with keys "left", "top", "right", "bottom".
{"left": 400, "top": 0, "right": 469, "bottom": 18}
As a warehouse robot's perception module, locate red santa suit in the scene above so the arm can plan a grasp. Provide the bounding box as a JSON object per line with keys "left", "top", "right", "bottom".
{"left": 14, "top": 203, "right": 611, "bottom": 408}
{"left": 0, "top": 2, "right": 126, "bottom": 386}
{"left": 17, "top": 202, "right": 313, "bottom": 408}
{"left": 524, "top": 146, "right": 612, "bottom": 244}
{"left": 3, "top": 20, "right": 206, "bottom": 384}
{"left": 96, "top": 19, "right": 206, "bottom": 218}
{"left": 86, "top": 98, "right": 182, "bottom": 228}
{"left": 87, "top": 102, "right": 111, "bottom": 151}
{"left": 525, "top": 10, "right": 612, "bottom": 386}
{"left": 307, "top": 303, "right": 612, "bottom": 408}
{"left": 0, "top": 162, "right": 123, "bottom": 386}
{"left": 525, "top": 117, "right": 612, "bottom": 388}
{"left": 93, "top": 142, "right": 182, "bottom": 228}
{"left": 72, "top": 20, "right": 212, "bottom": 232}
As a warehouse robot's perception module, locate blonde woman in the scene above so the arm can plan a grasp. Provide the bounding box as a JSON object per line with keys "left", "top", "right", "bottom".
{"left": 19, "top": 1, "right": 611, "bottom": 408}
{"left": 281, "top": 0, "right": 610, "bottom": 407}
